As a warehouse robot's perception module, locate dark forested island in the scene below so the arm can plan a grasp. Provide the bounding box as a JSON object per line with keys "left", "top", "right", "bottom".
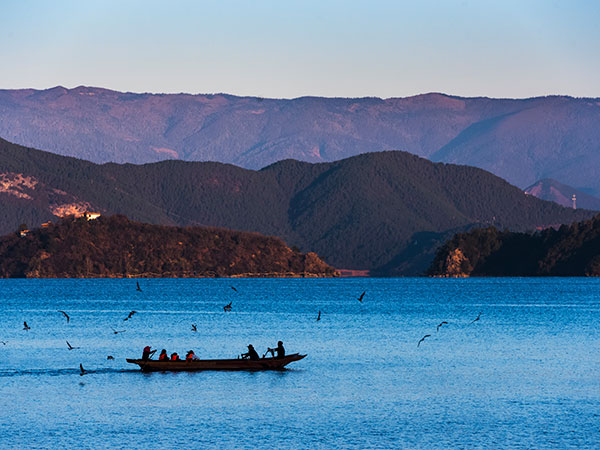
{"left": 0, "top": 215, "right": 337, "bottom": 278}
{"left": 0, "top": 138, "right": 594, "bottom": 275}
{"left": 428, "top": 214, "right": 600, "bottom": 277}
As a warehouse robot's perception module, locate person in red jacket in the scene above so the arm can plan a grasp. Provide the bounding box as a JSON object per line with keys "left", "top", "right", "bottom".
{"left": 170, "top": 352, "right": 180, "bottom": 361}
{"left": 158, "top": 349, "right": 168, "bottom": 361}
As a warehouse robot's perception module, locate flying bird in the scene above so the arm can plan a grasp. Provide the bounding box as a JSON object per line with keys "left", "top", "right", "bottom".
{"left": 79, "top": 364, "right": 87, "bottom": 376}
{"left": 107, "top": 355, "right": 114, "bottom": 360}
{"left": 191, "top": 324, "right": 197, "bottom": 332}
{"left": 357, "top": 291, "right": 366, "bottom": 303}
{"left": 58, "top": 310, "right": 70, "bottom": 324}
{"left": 230, "top": 286, "right": 238, "bottom": 293}
{"left": 417, "top": 334, "right": 431, "bottom": 347}
{"left": 136, "top": 281, "right": 142, "bottom": 292}
{"left": 124, "top": 311, "right": 137, "bottom": 321}
{"left": 223, "top": 302, "right": 232, "bottom": 312}
{"left": 111, "top": 328, "right": 126, "bottom": 335}
{"left": 436, "top": 321, "right": 448, "bottom": 332}
{"left": 23, "top": 321, "right": 30, "bottom": 331}
{"left": 316, "top": 310, "right": 321, "bottom": 322}
{"left": 66, "top": 341, "right": 80, "bottom": 350}
{"left": 470, "top": 312, "right": 482, "bottom": 324}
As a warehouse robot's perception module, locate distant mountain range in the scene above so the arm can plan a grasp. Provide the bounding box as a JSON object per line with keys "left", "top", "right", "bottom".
{"left": 0, "top": 138, "right": 593, "bottom": 275}
{"left": 524, "top": 179, "right": 600, "bottom": 211}
{"left": 1, "top": 87, "right": 599, "bottom": 194}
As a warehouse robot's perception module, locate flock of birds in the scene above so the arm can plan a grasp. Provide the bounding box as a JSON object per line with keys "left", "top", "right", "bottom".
{"left": 14, "top": 283, "right": 482, "bottom": 375}
{"left": 417, "top": 311, "right": 482, "bottom": 347}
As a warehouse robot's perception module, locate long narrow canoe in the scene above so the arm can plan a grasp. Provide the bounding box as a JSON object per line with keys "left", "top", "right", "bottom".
{"left": 126, "top": 353, "right": 306, "bottom": 372}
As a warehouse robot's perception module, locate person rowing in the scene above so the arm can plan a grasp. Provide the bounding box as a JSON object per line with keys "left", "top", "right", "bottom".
{"left": 241, "top": 344, "right": 259, "bottom": 361}
{"left": 142, "top": 345, "right": 156, "bottom": 361}
{"left": 265, "top": 341, "right": 285, "bottom": 359}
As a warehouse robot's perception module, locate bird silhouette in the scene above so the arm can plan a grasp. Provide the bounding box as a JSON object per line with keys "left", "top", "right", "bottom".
{"left": 357, "top": 291, "right": 366, "bottom": 303}
{"left": 66, "top": 341, "right": 80, "bottom": 350}
{"left": 316, "top": 310, "right": 321, "bottom": 321}
{"left": 417, "top": 334, "right": 431, "bottom": 347}
{"left": 23, "top": 321, "right": 30, "bottom": 331}
{"left": 58, "top": 310, "right": 70, "bottom": 324}
{"left": 111, "top": 328, "right": 126, "bottom": 335}
{"left": 230, "top": 286, "right": 238, "bottom": 293}
{"left": 470, "top": 312, "right": 482, "bottom": 324}
{"left": 136, "top": 281, "right": 142, "bottom": 292}
{"left": 436, "top": 321, "right": 448, "bottom": 332}
{"left": 191, "top": 324, "right": 197, "bottom": 332}
{"left": 106, "top": 355, "right": 114, "bottom": 360}
{"left": 79, "top": 364, "right": 87, "bottom": 376}
{"left": 223, "top": 302, "right": 232, "bottom": 312}
{"left": 124, "top": 311, "right": 137, "bottom": 321}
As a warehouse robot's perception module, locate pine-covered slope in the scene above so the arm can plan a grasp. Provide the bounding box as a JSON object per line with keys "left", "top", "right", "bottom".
{"left": 0, "top": 138, "right": 594, "bottom": 274}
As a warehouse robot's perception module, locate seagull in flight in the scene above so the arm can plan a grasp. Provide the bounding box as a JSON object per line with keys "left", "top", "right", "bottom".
{"left": 58, "top": 310, "right": 70, "bottom": 324}
{"left": 79, "top": 364, "right": 87, "bottom": 376}
{"left": 66, "top": 341, "right": 80, "bottom": 350}
{"left": 417, "top": 334, "right": 431, "bottom": 347}
{"left": 316, "top": 310, "right": 321, "bottom": 322}
{"left": 136, "top": 281, "right": 142, "bottom": 292}
{"left": 191, "top": 324, "right": 197, "bottom": 332}
{"left": 124, "top": 311, "right": 137, "bottom": 321}
{"left": 223, "top": 302, "right": 232, "bottom": 312}
{"left": 357, "top": 291, "right": 366, "bottom": 303}
{"left": 111, "top": 328, "right": 126, "bottom": 335}
{"left": 230, "top": 286, "right": 238, "bottom": 293}
{"left": 23, "top": 321, "right": 30, "bottom": 331}
{"left": 470, "top": 312, "right": 482, "bottom": 324}
{"left": 436, "top": 321, "right": 448, "bottom": 332}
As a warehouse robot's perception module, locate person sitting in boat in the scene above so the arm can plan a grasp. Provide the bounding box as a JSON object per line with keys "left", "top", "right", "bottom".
{"left": 185, "top": 350, "right": 200, "bottom": 361}
{"left": 170, "top": 352, "right": 180, "bottom": 361}
{"left": 266, "top": 341, "right": 286, "bottom": 359}
{"left": 142, "top": 346, "right": 156, "bottom": 361}
{"left": 241, "top": 344, "right": 259, "bottom": 361}
{"left": 158, "top": 349, "right": 169, "bottom": 361}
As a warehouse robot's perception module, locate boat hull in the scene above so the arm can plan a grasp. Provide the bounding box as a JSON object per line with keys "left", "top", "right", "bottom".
{"left": 126, "top": 353, "right": 306, "bottom": 372}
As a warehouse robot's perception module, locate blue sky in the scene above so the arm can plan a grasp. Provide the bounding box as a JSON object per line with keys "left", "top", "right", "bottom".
{"left": 1, "top": 0, "right": 599, "bottom": 98}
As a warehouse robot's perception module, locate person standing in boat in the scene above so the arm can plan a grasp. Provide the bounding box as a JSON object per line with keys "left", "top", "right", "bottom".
{"left": 142, "top": 346, "right": 156, "bottom": 361}
{"left": 241, "top": 344, "right": 259, "bottom": 361}
{"left": 158, "top": 349, "right": 169, "bottom": 361}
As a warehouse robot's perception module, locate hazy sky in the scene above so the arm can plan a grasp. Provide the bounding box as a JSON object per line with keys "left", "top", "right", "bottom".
{"left": 1, "top": 0, "right": 599, "bottom": 98}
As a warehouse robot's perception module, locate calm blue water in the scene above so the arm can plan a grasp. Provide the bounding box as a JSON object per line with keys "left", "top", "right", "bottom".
{"left": 0, "top": 278, "right": 599, "bottom": 449}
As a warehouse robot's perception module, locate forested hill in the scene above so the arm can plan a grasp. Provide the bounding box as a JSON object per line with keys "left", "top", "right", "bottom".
{"left": 0, "top": 215, "right": 336, "bottom": 278}
{"left": 1, "top": 87, "right": 600, "bottom": 195}
{"left": 428, "top": 214, "right": 600, "bottom": 277}
{"left": 0, "top": 138, "right": 594, "bottom": 274}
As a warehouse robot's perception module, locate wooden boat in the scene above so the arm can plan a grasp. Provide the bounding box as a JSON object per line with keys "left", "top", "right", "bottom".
{"left": 126, "top": 353, "right": 306, "bottom": 372}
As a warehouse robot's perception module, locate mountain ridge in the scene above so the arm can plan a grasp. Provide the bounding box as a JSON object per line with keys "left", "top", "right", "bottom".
{"left": 2, "top": 86, "right": 599, "bottom": 193}
{"left": 0, "top": 137, "right": 594, "bottom": 275}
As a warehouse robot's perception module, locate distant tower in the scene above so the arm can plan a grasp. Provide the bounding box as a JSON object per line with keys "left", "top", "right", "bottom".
{"left": 572, "top": 194, "right": 576, "bottom": 210}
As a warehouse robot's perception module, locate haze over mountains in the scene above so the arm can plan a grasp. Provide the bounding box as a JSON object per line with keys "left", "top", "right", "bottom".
{"left": 524, "top": 179, "right": 600, "bottom": 211}
{"left": 1, "top": 87, "right": 599, "bottom": 195}
{"left": 0, "top": 138, "right": 593, "bottom": 275}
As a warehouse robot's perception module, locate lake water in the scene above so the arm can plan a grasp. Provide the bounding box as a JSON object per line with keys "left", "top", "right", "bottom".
{"left": 0, "top": 278, "right": 599, "bottom": 449}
